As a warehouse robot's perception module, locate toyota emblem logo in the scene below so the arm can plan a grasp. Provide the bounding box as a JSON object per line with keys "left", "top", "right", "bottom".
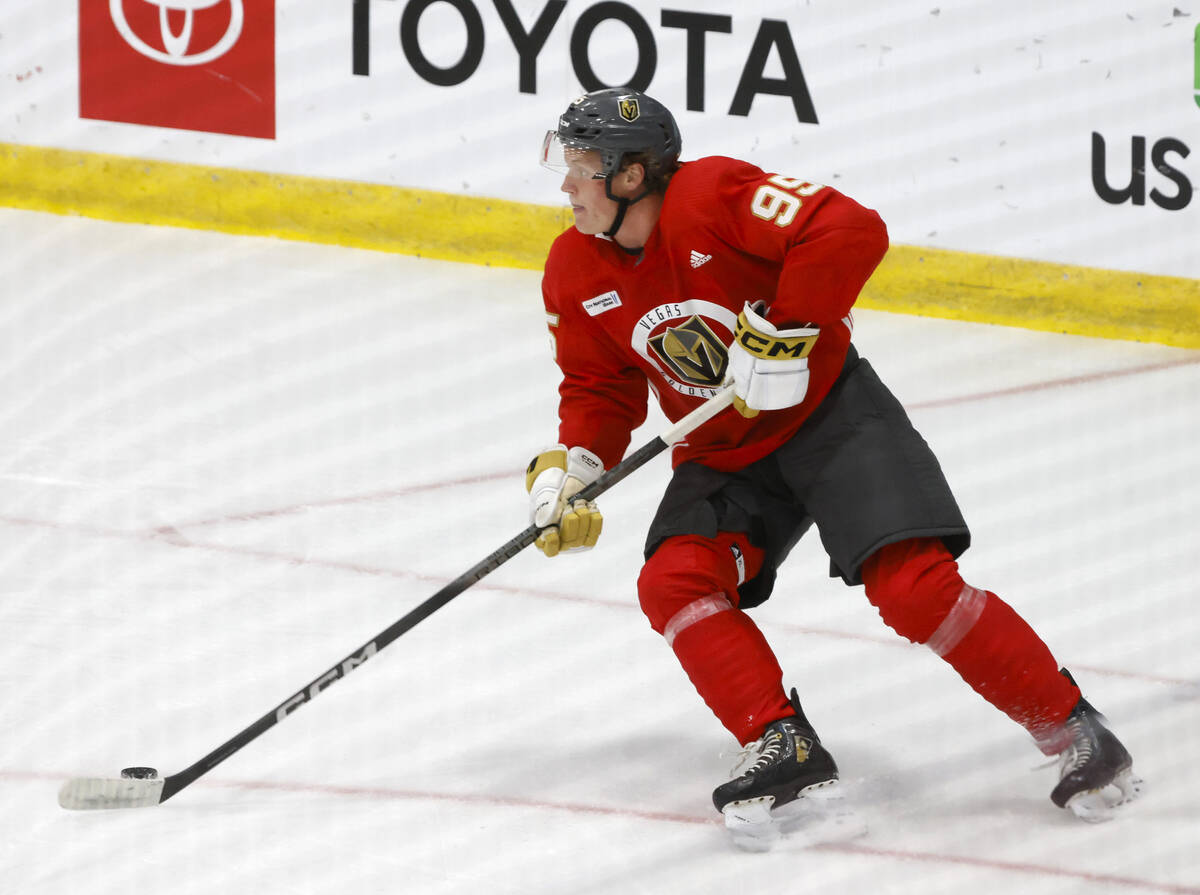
{"left": 109, "top": 0, "right": 244, "bottom": 66}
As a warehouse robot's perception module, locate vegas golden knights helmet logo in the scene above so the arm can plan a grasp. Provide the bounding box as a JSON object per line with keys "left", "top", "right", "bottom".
{"left": 647, "top": 316, "right": 727, "bottom": 387}
{"left": 618, "top": 97, "right": 640, "bottom": 122}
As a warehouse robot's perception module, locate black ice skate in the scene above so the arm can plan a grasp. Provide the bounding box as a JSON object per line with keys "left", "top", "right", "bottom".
{"left": 713, "top": 689, "right": 855, "bottom": 850}
{"left": 1050, "top": 674, "right": 1142, "bottom": 822}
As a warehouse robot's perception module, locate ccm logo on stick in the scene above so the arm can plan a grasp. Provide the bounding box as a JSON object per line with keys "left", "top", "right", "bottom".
{"left": 275, "top": 643, "right": 379, "bottom": 722}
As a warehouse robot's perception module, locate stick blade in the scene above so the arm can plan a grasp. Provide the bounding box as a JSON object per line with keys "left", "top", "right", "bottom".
{"left": 58, "top": 776, "right": 166, "bottom": 810}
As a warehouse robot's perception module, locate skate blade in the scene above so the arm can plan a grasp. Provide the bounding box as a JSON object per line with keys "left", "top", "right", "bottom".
{"left": 1065, "top": 769, "right": 1144, "bottom": 823}
{"left": 722, "top": 781, "right": 866, "bottom": 852}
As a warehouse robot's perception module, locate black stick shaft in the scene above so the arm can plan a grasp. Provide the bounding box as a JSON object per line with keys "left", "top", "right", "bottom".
{"left": 157, "top": 450, "right": 663, "bottom": 800}
{"left": 159, "top": 388, "right": 733, "bottom": 803}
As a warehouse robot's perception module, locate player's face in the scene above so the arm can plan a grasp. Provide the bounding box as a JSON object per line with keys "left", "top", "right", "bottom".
{"left": 559, "top": 149, "right": 617, "bottom": 235}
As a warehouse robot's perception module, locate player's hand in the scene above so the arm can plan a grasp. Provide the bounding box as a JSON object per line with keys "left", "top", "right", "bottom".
{"left": 525, "top": 444, "right": 605, "bottom": 557}
{"left": 727, "top": 301, "right": 820, "bottom": 418}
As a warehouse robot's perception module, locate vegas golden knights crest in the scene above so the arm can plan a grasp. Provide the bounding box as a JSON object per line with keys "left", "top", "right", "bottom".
{"left": 618, "top": 97, "right": 640, "bottom": 122}
{"left": 647, "top": 316, "right": 727, "bottom": 387}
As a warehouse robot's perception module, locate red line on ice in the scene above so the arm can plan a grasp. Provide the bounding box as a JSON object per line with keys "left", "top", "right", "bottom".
{"left": 9, "top": 770, "right": 1195, "bottom": 894}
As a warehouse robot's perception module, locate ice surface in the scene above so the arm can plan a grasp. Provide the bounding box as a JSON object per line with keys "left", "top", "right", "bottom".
{"left": 1, "top": 208, "right": 1198, "bottom": 893}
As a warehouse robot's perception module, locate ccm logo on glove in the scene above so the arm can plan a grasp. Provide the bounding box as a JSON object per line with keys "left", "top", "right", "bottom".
{"left": 735, "top": 318, "right": 818, "bottom": 360}
{"left": 728, "top": 302, "right": 820, "bottom": 418}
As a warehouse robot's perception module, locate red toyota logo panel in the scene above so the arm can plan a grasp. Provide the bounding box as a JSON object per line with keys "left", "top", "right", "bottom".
{"left": 79, "top": 0, "right": 275, "bottom": 139}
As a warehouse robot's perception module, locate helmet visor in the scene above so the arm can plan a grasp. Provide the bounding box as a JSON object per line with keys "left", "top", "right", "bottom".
{"left": 540, "top": 131, "right": 607, "bottom": 180}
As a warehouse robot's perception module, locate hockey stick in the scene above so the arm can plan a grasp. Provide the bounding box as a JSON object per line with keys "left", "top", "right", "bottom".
{"left": 58, "top": 384, "right": 736, "bottom": 810}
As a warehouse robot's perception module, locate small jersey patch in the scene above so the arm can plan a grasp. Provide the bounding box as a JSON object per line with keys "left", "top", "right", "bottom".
{"left": 583, "top": 290, "right": 622, "bottom": 316}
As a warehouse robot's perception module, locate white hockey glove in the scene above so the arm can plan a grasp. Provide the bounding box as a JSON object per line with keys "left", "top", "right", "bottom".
{"left": 525, "top": 444, "right": 605, "bottom": 557}
{"left": 727, "top": 301, "right": 820, "bottom": 418}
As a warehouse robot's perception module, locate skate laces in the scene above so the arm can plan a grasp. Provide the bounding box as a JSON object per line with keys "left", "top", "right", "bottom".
{"left": 726, "top": 726, "right": 790, "bottom": 779}
{"left": 1033, "top": 714, "right": 1094, "bottom": 776}
{"left": 1060, "top": 714, "right": 1096, "bottom": 772}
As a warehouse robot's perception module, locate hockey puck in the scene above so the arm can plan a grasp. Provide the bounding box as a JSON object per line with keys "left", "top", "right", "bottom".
{"left": 120, "top": 767, "right": 159, "bottom": 780}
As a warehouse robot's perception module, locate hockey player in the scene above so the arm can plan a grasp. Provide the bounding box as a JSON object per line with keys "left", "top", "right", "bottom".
{"left": 526, "top": 87, "right": 1139, "bottom": 843}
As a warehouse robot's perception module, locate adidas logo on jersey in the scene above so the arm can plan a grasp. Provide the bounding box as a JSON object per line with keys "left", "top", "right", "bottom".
{"left": 689, "top": 250, "right": 712, "bottom": 268}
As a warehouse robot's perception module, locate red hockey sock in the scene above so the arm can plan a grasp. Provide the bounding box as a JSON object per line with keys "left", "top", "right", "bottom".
{"left": 669, "top": 608, "right": 794, "bottom": 745}
{"left": 940, "top": 596, "right": 1081, "bottom": 752}
{"left": 862, "top": 538, "right": 1080, "bottom": 751}
{"left": 639, "top": 533, "right": 793, "bottom": 744}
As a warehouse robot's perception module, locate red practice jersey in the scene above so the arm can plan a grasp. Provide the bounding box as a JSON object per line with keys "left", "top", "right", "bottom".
{"left": 541, "top": 155, "right": 889, "bottom": 472}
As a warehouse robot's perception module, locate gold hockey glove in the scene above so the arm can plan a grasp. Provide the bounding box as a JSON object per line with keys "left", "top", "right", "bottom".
{"left": 525, "top": 444, "right": 605, "bottom": 557}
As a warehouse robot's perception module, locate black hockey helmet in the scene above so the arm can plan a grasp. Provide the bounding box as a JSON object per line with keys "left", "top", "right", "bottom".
{"left": 541, "top": 87, "right": 682, "bottom": 189}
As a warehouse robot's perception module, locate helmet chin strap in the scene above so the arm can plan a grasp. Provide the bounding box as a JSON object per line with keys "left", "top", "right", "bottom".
{"left": 602, "top": 174, "right": 651, "bottom": 242}
{"left": 604, "top": 198, "right": 631, "bottom": 240}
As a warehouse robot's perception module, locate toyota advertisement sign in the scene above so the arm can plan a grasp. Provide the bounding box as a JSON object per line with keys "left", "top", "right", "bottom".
{"left": 0, "top": 1, "right": 1188, "bottom": 278}
{"left": 79, "top": 0, "right": 275, "bottom": 139}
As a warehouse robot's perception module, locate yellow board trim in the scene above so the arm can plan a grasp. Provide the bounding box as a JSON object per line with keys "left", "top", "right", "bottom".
{"left": 0, "top": 141, "right": 570, "bottom": 270}
{"left": 3, "top": 142, "right": 1197, "bottom": 348}
{"left": 862, "top": 246, "right": 1200, "bottom": 349}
